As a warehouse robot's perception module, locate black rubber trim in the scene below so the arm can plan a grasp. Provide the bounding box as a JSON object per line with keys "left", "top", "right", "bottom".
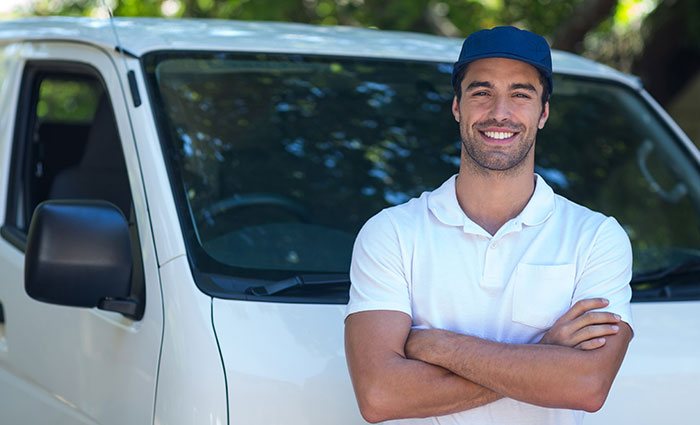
{"left": 115, "top": 46, "right": 139, "bottom": 59}
{"left": 1, "top": 225, "right": 26, "bottom": 252}
{"left": 127, "top": 70, "right": 141, "bottom": 107}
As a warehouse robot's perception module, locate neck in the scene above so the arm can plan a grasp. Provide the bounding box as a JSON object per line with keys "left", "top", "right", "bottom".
{"left": 455, "top": 161, "right": 536, "bottom": 235}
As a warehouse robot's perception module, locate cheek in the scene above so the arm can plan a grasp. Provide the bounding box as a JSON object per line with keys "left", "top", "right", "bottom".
{"left": 459, "top": 108, "right": 488, "bottom": 127}
{"left": 517, "top": 108, "right": 545, "bottom": 129}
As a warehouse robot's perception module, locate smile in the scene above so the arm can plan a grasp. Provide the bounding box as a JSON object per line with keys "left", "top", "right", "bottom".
{"left": 481, "top": 130, "right": 517, "bottom": 140}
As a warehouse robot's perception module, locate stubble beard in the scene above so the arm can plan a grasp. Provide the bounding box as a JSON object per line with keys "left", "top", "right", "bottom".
{"left": 460, "top": 120, "right": 536, "bottom": 175}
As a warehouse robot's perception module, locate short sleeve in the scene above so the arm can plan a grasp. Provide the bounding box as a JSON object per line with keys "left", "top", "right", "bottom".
{"left": 345, "top": 210, "right": 412, "bottom": 319}
{"left": 572, "top": 216, "right": 634, "bottom": 330}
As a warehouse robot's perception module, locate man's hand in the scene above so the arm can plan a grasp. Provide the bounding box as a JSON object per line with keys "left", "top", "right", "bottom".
{"left": 539, "top": 298, "right": 622, "bottom": 350}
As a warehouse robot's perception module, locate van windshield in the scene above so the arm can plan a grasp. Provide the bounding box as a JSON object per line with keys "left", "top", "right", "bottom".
{"left": 143, "top": 52, "right": 700, "bottom": 303}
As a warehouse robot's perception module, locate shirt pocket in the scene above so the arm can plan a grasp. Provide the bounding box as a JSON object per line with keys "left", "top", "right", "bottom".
{"left": 512, "top": 263, "right": 576, "bottom": 329}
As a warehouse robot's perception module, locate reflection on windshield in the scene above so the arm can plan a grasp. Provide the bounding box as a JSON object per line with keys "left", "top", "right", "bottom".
{"left": 144, "top": 53, "right": 700, "bottom": 300}
{"left": 537, "top": 76, "right": 700, "bottom": 277}
{"left": 147, "top": 54, "right": 459, "bottom": 276}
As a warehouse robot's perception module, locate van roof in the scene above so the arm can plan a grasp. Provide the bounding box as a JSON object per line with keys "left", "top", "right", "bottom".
{"left": 0, "top": 16, "right": 640, "bottom": 88}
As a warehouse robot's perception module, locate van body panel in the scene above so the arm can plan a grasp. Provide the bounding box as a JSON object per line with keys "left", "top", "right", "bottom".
{"left": 587, "top": 301, "right": 700, "bottom": 424}
{"left": 154, "top": 256, "right": 228, "bottom": 425}
{"left": 212, "top": 298, "right": 363, "bottom": 423}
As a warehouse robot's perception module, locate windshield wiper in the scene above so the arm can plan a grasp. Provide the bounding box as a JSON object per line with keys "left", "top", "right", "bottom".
{"left": 245, "top": 273, "right": 350, "bottom": 296}
{"left": 631, "top": 259, "right": 700, "bottom": 285}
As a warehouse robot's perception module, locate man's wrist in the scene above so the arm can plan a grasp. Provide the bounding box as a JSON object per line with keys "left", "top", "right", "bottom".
{"left": 406, "top": 328, "right": 461, "bottom": 365}
{"left": 433, "top": 329, "right": 461, "bottom": 364}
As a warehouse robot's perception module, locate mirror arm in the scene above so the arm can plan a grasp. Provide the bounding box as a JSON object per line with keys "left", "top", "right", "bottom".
{"left": 98, "top": 298, "right": 140, "bottom": 319}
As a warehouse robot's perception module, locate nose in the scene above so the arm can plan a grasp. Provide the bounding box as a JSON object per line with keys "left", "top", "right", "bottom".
{"left": 489, "top": 94, "right": 511, "bottom": 122}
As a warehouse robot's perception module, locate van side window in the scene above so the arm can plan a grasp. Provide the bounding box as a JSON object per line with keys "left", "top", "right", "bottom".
{"left": 3, "top": 62, "right": 132, "bottom": 240}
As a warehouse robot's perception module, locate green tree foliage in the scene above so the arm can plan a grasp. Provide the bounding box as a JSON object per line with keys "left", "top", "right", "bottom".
{"left": 30, "top": 0, "right": 690, "bottom": 86}
{"left": 27, "top": 0, "right": 601, "bottom": 39}
{"left": 26, "top": 0, "right": 685, "bottom": 83}
{"left": 36, "top": 78, "right": 101, "bottom": 123}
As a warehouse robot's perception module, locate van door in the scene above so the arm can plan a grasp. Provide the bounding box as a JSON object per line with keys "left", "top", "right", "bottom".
{"left": 0, "top": 42, "right": 163, "bottom": 424}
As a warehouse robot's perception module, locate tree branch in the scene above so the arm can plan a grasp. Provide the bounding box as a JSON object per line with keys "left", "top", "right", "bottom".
{"left": 424, "top": 1, "right": 461, "bottom": 38}
{"left": 552, "top": 0, "right": 618, "bottom": 52}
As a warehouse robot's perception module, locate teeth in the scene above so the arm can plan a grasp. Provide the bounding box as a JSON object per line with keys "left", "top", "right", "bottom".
{"left": 484, "top": 131, "right": 515, "bottom": 140}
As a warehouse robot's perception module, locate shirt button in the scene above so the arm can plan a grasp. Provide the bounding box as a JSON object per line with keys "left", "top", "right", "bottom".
{"left": 490, "top": 243, "right": 497, "bottom": 249}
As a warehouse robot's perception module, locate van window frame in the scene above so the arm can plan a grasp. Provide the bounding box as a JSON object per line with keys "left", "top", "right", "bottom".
{"left": 2, "top": 61, "right": 109, "bottom": 251}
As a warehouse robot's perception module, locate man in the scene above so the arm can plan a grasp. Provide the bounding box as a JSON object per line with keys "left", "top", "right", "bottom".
{"left": 344, "top": 26, "right": 633, "bottom": 424}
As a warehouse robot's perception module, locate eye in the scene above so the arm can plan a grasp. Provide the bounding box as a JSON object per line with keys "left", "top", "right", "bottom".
{"left": 513, "top": 93, "right": 531, "bottom": 99}
{"left": 471, "top": 91, "right": 489, "bottom": 97}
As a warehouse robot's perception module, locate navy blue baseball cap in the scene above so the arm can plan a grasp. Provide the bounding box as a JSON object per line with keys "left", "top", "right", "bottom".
{"left": 452, "top": 26, "right": 553, "bottom": 94}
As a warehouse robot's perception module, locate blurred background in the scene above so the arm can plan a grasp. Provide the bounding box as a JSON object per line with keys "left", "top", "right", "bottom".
{"left": 1, "top": 0, "right": 698, "bottom": 145}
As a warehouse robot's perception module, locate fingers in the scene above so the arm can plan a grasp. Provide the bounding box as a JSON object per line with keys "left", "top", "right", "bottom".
{"left": 574, "top": 311, "right": 621, "bottom": 328}
{"left": 574, "top": 337, "right": 607, "bottom": 350}
{"left": 563, "top": 315, "right": 621, "bottom": 348}
{"left": 572, "top": 323, "right": 620, "bottom": 344}
{"left": 561, "top": 298, "right": 610, "bottom": 322}
{"left": 540, "top": 298, "right": 624, "bottom": 349}
{"left": 559, "top": 299, "right": 621, "bottom": 331}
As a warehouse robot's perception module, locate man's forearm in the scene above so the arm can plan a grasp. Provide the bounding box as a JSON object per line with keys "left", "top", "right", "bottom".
{"left": 427, "top": 334, "right": 595, "bottom": 409}
{"left": 345, "top": 311, "right": 503, "bottom": 423}
{"left": 405, "top": 325, "right": 632, "bottom": 412}
{"left": 351, "top": 354, "right": 502, "bottom": 422}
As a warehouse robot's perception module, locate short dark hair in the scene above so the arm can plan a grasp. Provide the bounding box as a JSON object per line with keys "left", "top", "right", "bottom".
{"left": 452, "top": 64, "right": 551, "bottom": 111}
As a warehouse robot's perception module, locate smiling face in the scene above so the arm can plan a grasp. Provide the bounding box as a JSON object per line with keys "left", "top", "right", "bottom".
{"left": 453, "top": 57, "right": 549, "bottom": 174}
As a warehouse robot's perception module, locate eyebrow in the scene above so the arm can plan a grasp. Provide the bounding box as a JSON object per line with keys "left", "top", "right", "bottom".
{"left": 465, "top": 81, "right": 492, "bottom": 91}
{"left": 465, "top": 81, "right": 538, "bottom": 93}
{"left": 510, "top": 83, "right": 538, "bottom": 93}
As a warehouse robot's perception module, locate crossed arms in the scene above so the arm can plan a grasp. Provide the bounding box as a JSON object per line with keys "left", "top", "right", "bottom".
{"left": 345, "top": 298, "right": 632, "bottom": 424}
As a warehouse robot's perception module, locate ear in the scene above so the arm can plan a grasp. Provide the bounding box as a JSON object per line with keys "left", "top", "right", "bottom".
{"left": 452, "top": 96, "right": 460, "bottom": 122}
{"left": 538, "top": 101, "right": 549, "bottom": 129}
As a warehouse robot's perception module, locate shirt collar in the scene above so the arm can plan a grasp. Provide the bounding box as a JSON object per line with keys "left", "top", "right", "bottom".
{"left": 427, "top": 175, "right": 467, "bottom": 228}
{"left": 519, "top": 174, "right": 555, "bottom": 226}
{"left": 427, "top": 173, "right": 555, "bottom": 231}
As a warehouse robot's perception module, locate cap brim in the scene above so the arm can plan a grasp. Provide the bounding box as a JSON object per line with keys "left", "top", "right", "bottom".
{"left": 452, "top": 52, "right": 552, "bottom": 91}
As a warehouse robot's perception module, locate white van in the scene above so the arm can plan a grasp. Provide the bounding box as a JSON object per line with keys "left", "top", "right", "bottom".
{"left": 0, "top": 17, "right": 698, "bottom": 425}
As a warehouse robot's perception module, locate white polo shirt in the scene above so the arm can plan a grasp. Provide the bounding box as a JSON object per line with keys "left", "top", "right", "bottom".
{"left": 346, "top": 174, "right": 633, "bottom": 425}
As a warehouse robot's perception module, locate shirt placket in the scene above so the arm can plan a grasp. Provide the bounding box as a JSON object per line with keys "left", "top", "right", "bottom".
{"left": 481, "top": 220, "right": 522, "bottom": 288}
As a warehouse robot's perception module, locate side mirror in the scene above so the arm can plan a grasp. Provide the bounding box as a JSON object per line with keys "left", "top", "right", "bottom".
{"left": 24, "top": 200, "right": 142, "bottom": 320}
